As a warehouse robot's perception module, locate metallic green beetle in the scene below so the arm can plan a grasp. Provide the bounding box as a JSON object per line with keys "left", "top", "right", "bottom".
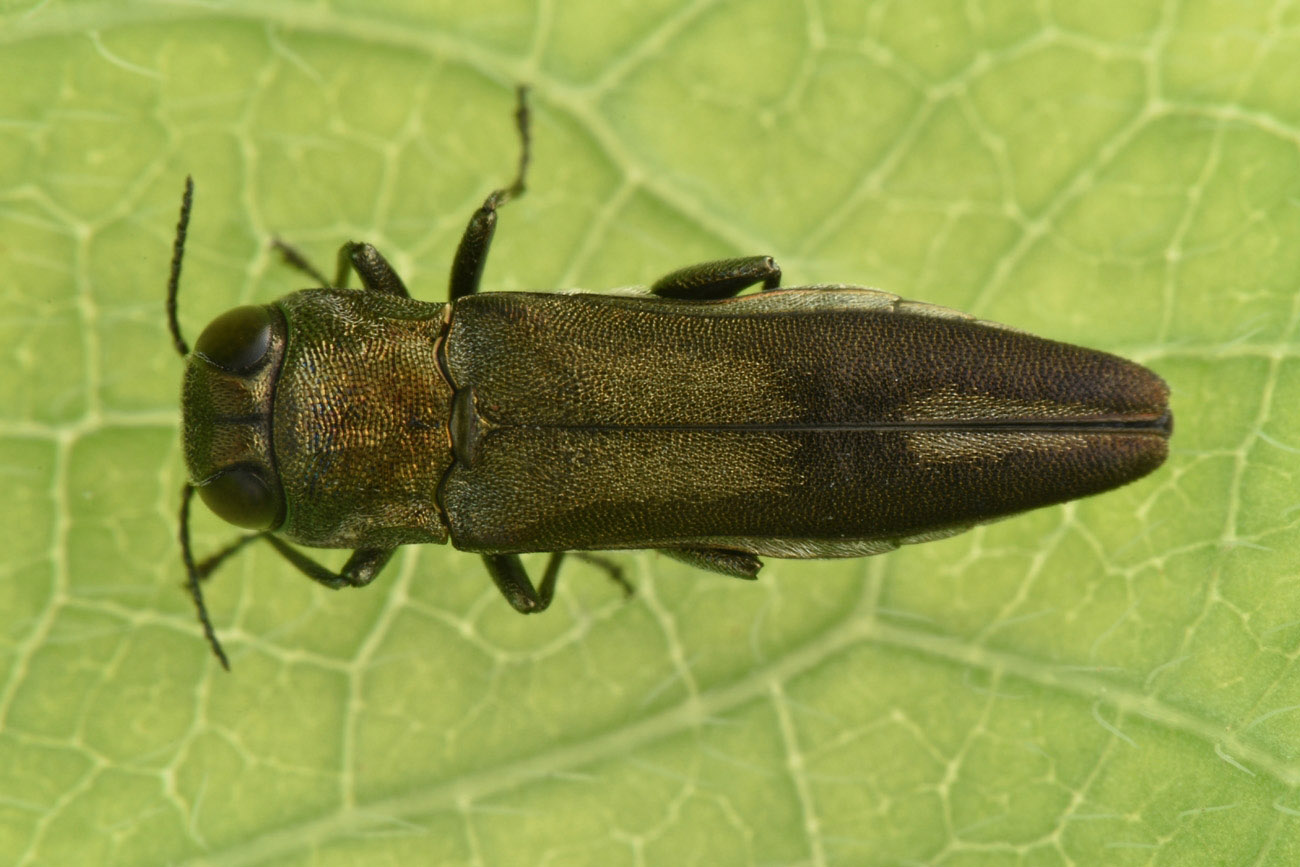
{"left": 169, "top": 90, "right": 1172, "bottom": 668}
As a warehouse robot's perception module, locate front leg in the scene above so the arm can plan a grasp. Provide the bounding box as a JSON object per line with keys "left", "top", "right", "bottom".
{"left": 262, "top": 538, "right": 396, "bottom": 589}
{"left": 343, "top": 242, "right": 409, "bottom": 297}
{"left": 272, "top": 238, "right": 336, "bottom": 287}
{"left": 274, "top": 239, "right": 410, "bottom": 297}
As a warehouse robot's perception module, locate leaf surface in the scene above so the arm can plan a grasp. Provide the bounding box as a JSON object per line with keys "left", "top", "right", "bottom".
{"left": 0, "top": 1, "right": 1296, "bottom": 864}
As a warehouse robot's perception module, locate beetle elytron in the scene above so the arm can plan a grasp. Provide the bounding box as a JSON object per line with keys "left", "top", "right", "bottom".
{"left": 169, "top": 88, "right": 1172, "bottom": 667}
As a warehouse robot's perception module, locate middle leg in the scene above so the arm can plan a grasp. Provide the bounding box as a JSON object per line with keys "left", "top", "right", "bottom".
{"left": 483, "top": 551, "right": 633, "bottom": 613}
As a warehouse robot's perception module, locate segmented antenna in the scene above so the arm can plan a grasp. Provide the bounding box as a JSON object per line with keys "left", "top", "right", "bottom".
{"left": 180, "top": 485, "right": 267, "bottom": 669}
{"left": 179, "top": 484, "right": 230, "bottom": 669}
{"left": 168, "top": 177, "right": 228, "bottom": 668}
{"left": 166, "top": 176, "right": 194, "bottom": 357}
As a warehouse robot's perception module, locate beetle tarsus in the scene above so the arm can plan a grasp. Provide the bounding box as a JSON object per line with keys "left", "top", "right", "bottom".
{"left": 447, "top": 87, "right": 533, "bottom": 301}
{"left": 272, "top": 238, "right": 335, "bottom": 287}
{"left": 573, "top": 552, "right": 634, "bottom": 598}
{"left": 499, "top": 83, "right": 531, "bottom": 206}
{"left": 194, "top": 532, "right": 262, "bottom": 581}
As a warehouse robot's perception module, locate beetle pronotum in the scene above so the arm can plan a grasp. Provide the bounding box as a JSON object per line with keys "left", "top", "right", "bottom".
{"left": 169, "top": 87, "right": 1172, "bottom": 668}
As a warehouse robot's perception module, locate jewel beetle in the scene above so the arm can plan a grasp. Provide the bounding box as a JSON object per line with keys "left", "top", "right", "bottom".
{"left": 168, "top": 88, "right": 1172, "bottom": 668}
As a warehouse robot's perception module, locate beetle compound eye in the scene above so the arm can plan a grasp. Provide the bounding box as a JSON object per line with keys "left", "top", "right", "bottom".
{"left": 194, "top": 305, "right": 274, "bottom": 373}
{"left": 198, "top": 466, "right": 279, "bottom": 530}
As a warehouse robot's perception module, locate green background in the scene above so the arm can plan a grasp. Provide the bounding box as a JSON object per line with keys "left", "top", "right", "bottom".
{"left": 1, "top": 0, "right": 1297, "bottom": 864}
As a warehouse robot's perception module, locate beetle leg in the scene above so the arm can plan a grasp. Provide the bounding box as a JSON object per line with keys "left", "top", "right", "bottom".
{"left": 343, "top": 242, "right": 410, "bottom": 297}
{"left": 650, "top": 256, "right": 782, "bottom": 300}
{"left": 448, "top": 86, "right": 532, "bottom": 301}
{"left": 261, "top": 537, "right": 396, "bottom": 589}
{"left": 272, "top": 239, "right": 411, "bottom": 298}
{"left": 448, "top": 202, "right": 500, "bottom": 302}
{"left": 659, "top": 547, "right": 762, "bottom": 578}
{"left": 482, "top": 552, "right": 563, "bottom": 612}
{"left": 573, "top": 552, "right": 634, "bottom": 597}
{"left": 192, "top": 532, "right": 261, "bottom": 580}
{"left": 484, "top": 552, "right": 635, "bottom": 613}
{"left": 272, "top": 239, "right": 336, "bottom": 287}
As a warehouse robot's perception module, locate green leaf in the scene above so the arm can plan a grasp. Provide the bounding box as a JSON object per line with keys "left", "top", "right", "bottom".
{"left": 1, "top": 1, "right": 1296, "bottom": 864}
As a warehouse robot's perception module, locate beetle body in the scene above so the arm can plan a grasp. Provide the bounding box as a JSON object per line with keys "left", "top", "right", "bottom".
{"left": 168, "top": 89, "right": 1171, "bottom": 667}
{"left": 183, "top": 284, "right": 1170, "bottom": 560}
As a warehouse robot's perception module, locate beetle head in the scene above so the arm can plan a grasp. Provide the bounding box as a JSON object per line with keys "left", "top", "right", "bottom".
{"left": 181, "top": 304, "right": 288, "bottom": 532}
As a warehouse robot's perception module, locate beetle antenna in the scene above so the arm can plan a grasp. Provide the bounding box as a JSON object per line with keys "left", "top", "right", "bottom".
{"left": 179, "top": 483, "right": 231, "bottom": 670}
{"left": 166, "top": 176, "right": 194, "bottom": 357}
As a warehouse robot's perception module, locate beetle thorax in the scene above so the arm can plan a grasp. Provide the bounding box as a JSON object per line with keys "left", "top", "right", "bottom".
{"left": 273, "top": 290, "right": 454, "bottom": 548}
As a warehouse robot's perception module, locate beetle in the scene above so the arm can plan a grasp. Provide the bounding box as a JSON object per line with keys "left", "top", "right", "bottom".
{"left": 168, "top": 88, "right": 1172, "bottom": 668}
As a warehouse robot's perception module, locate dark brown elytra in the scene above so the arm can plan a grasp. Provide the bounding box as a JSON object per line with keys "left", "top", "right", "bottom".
{"left": 168, "top": 87, "right": 1172, "bottom": 669}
